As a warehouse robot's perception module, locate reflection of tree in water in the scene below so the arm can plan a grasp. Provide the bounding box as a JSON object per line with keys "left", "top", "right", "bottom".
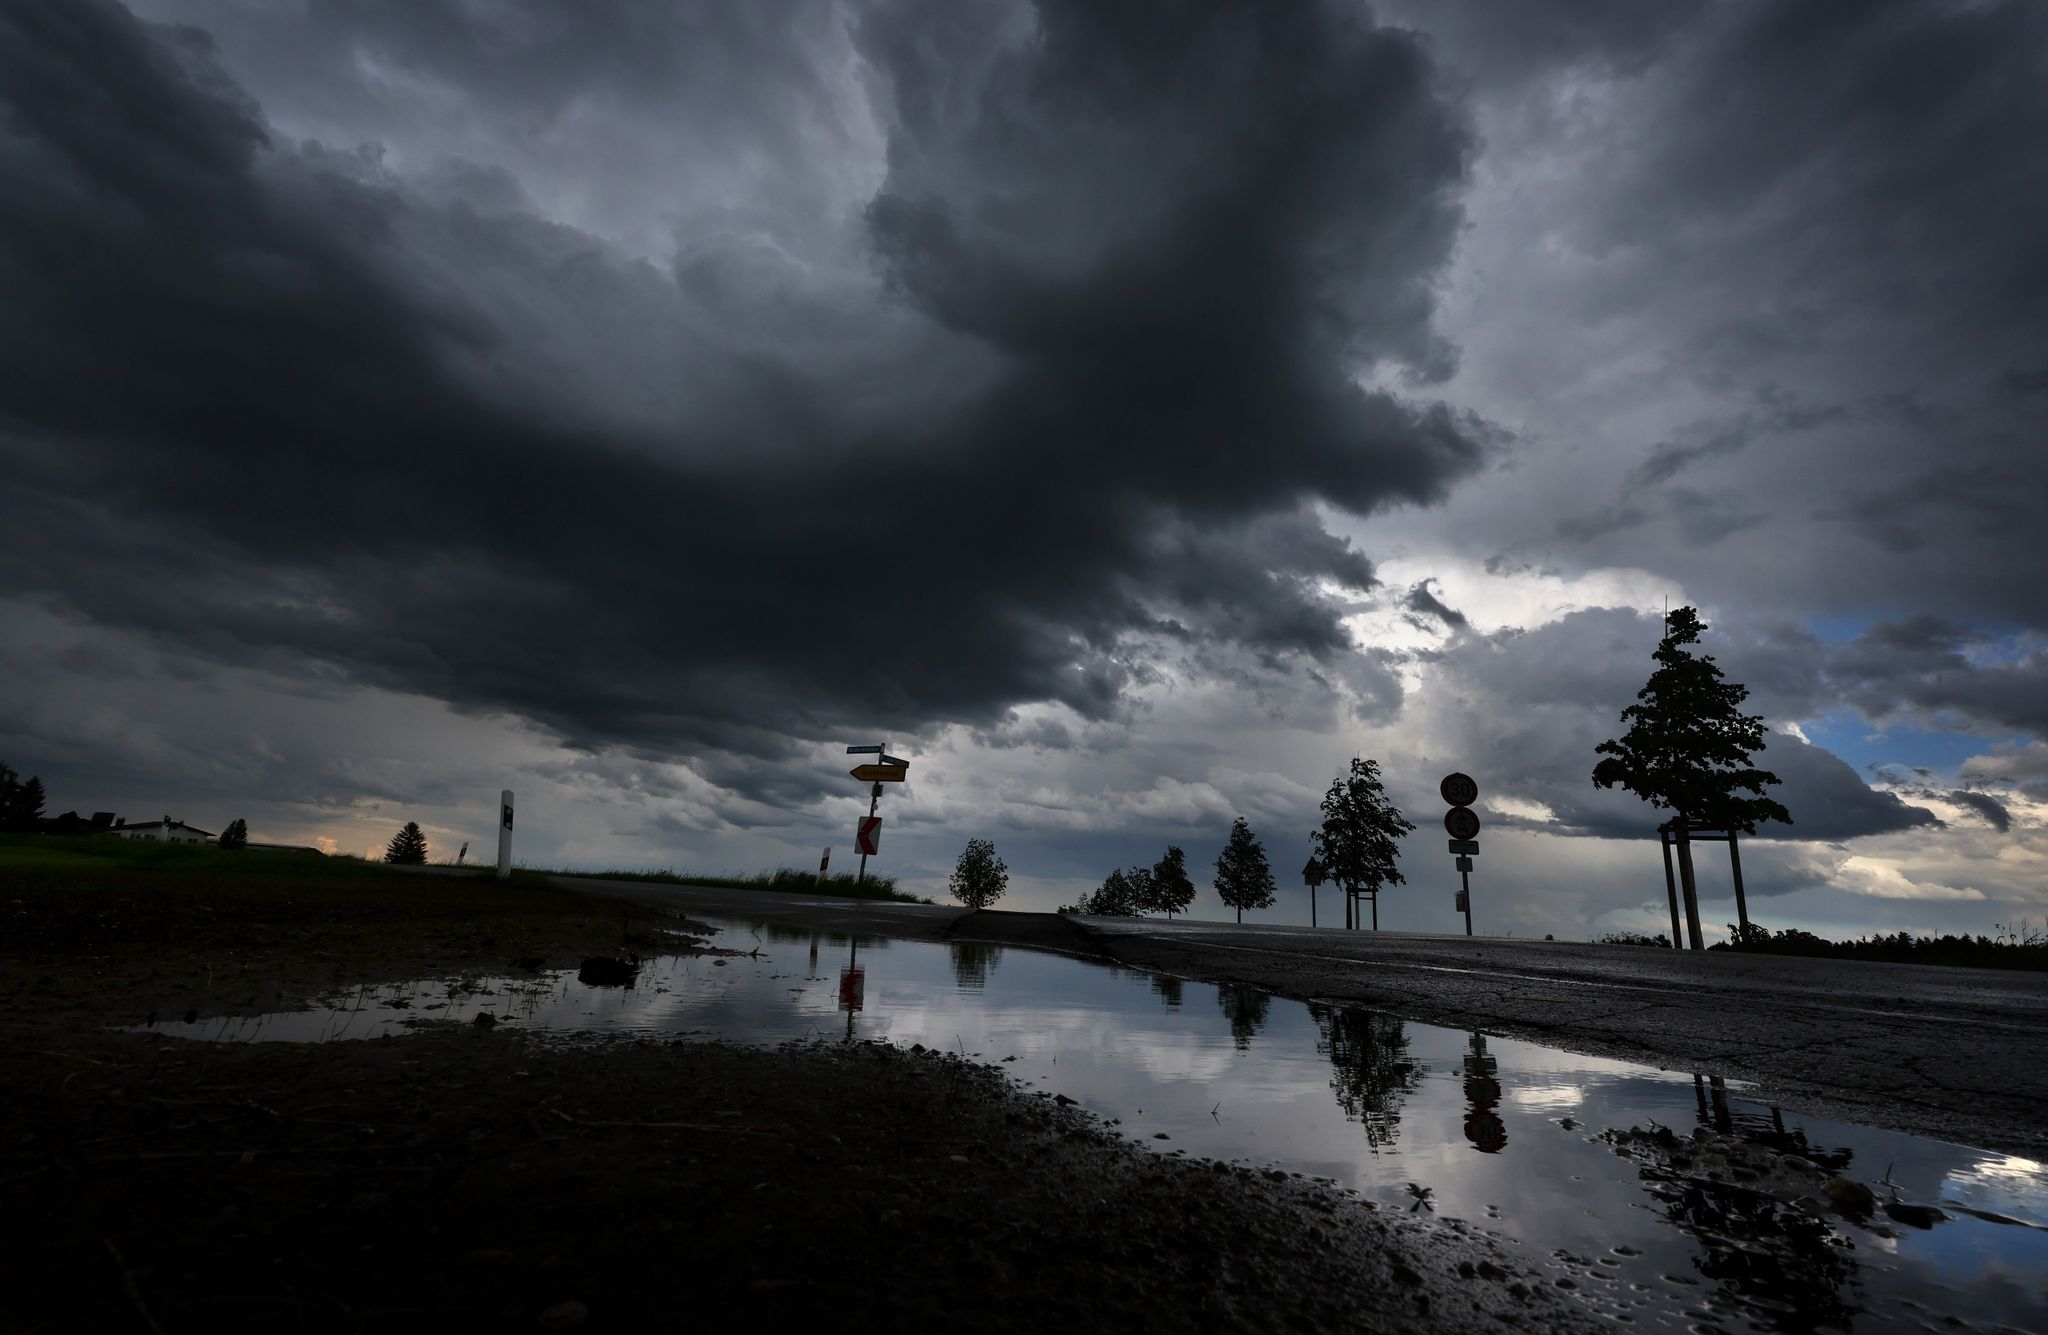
{"left": 1609, "top": 1091, "right": 1862, "bottom": 1333}
{"left": 1151, "top": 973, "right": 1184, "bottom": 1009}
{"left": 948, "top": 940, "right": 1004, "bottom": 991}
{"left": 1217, "top": 985, "right": 1270, "bottom": 1050}
{"left": 1307, "top": 1004, "right": 1422, "bottom": 1148}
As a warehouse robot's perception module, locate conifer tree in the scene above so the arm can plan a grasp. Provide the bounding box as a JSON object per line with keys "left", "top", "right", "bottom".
{"left": 219, "top": 818, "right": 249, "bottom": 850}
{"left": 1146, "top": 845, "right": 1195, "bottom": 918}
{"left": 383, "top": 820, "right": 430, "bottom": 865}
{"left": 1213, "top": 816, "right": 1278, "bottom": 923}
{"left": 1593, "top": 607, "right": 1790, "bottom": 948}
{"left": 1310, "top": 758, "right": 1414, "bottom": 930}
{"left": 1592, "top": 607, "right": 1791, "bottom": 831}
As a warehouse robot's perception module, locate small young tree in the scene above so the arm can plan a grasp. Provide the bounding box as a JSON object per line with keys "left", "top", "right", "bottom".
{"left": 218, "top": 818, "right": 249, "bottom": 850}
{"left": 1145, "top": 845, "right": 1195, "bottom": 918}
{"left": 1310, "top": 758, "right": 1415, "bottom": 930}
{"left": 1213, "top": 817, "right": 1278, "bottom": 923}
{"left": 1593, "top": 607, "right": 1791, "bottom": 946}
{"left": 383, "top": 820, "right": 430, "bottom": 865}
{"left": 948, "top": 837, "right": 1008, "bottom": 909}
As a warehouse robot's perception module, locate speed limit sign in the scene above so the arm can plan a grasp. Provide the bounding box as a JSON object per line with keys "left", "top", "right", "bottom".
{"left": 1440, "top": 772, "right": 1477, "bottom": 807}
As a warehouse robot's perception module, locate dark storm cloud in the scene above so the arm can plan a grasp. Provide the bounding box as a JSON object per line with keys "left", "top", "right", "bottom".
{"left": 1942, "top": 790, "right": 2011, "bottom": 835}
{"left": 1400, "top": 579, "right": 1466, "bottom": 632}
{"left": 0, "top": 1, "right": 1485, "bottom": 780}
{"left": 1407, "top": 0, "right": 2048, "bottom": 630}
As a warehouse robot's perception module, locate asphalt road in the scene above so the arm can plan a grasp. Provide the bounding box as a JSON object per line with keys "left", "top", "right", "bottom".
{"left": 560, "top": 878, "right": 2048, "bottom": 1160}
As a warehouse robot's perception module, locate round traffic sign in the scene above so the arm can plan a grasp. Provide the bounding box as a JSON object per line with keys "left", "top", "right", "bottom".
{"left": 1444, "top": 807, "right": 1481, "bottom": 840}
{"left": 1440, "top": 772, "right": 1478, "bottom": 807}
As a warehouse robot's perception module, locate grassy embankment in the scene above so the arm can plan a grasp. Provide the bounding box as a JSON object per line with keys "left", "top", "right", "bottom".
{"left": 0, "top": 832, "right": 927, "bottom": 905}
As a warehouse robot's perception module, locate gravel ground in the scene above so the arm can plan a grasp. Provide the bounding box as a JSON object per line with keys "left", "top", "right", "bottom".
{"left": 2, "top": 868, "right": 1612, "bottom": 1333}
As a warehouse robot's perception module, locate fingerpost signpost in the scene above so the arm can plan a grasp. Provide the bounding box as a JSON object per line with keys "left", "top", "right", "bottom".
{"left": 845, "top": 745, "right": 908, "bottom": 886}
{"left": 1440, "top": 772, "right": 1479, "bottom": 935}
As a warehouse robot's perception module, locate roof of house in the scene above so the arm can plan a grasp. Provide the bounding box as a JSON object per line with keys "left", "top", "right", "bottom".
{"left": 110, "top": 819, "right": 217, "bottom": 838}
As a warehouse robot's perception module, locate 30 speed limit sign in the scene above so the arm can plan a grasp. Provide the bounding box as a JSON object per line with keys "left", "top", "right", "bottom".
{"left": 1440, "top": 772, "right": 1478, "bottom": 807}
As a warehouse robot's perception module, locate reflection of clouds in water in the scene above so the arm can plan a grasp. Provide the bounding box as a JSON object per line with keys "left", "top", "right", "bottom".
{"left": 1944, "top": 1153, "right": 2048, "bottom": 1227}
{"left": 1505, "top": 1083, "right": 1585, "bottom": 1112}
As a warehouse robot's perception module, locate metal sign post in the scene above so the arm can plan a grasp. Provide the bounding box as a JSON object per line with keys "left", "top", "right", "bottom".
{"left": 1440, "top": 773, "right": 1479, "bottom": 935}
{"left": 846, "top": 744, "right": 907, "bottom": 887}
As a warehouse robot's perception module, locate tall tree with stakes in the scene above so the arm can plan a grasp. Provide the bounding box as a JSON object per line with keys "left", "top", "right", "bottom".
{"left": 383, "top": 821, "right": 430, "bottom": 865}
{"left": 1214, "top": 817, "right": 1278, "bottom": 923}
{"left": 1146, "top": 845, "right": 1196, "bottom": 919}
{"left": 1593, "top": 607, "right": 1791, "bottom": 949}
{"left": 1311, "top": 758, "right": 1414, "bottom": 930}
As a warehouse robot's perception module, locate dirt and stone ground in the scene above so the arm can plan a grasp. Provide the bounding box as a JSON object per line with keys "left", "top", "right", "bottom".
{"left": 3, "top": 866, "right": 1611, "bottom": 1334}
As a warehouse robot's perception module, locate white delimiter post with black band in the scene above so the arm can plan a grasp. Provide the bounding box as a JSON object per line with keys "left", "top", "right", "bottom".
{"left": 496, "top": 789, "right": 514, "bottom": 881}
{"left": 1440, "top": 772, "right": 1479, "bottom": 935}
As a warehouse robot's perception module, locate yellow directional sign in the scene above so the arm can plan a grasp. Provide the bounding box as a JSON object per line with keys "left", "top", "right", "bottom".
{"left": 850, "top": 764, "right": 909, "bottom": 782}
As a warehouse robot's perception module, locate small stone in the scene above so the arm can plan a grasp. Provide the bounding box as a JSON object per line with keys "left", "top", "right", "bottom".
{"left": 1822, "top": 1177, "right": 1876, "bottom": 1213}
{"left": 537, "top": 1299, "right": 587, "bottom": 1328}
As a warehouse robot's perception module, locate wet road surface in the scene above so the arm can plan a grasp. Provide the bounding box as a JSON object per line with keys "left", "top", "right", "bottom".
{"left": 557, "top": 878, "right": 2048, "bottom": 1160}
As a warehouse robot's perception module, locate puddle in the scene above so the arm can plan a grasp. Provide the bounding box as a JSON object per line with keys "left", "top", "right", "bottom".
{"left": 141, "top": 917, "right": 2048, "bottom": 1333}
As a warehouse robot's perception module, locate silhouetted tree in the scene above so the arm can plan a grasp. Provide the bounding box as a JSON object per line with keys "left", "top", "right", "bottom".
{"left": 948, "top": 837, "right": 1008, "bottom": 909}
{"left": 3, "top": 773, "right": 46, "bottom": 832}
{"left": 218, "top": 818, "right": 249, "bottom": 850}
{"left": 1310, "top": 758, "right": 1414, "bottom": 929}
{"left": 0, "top": 762, "right": 16, "bottom": 829}
{"left": 1081, "top": 867, "right": 1144, "bottom": 916}
{"left": 1593, "top": 608, "right": 1791, "bottom": 831}
{"left": 1213, "top": 816, "right": 1278, "bottom": 923}
{"left": 383, "top": 821, "right": 429, "bottom": 865}
{"left": 1145, "top": 845, "right": 1195, "bottom": 918}
{"left": 1594, "top": 608, "right": 1791, "bottom": 945}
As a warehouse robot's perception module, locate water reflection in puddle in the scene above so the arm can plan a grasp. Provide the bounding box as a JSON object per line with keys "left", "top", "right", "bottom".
{"left": 144, "top": 918, "right": 2047, "bottom": 1334}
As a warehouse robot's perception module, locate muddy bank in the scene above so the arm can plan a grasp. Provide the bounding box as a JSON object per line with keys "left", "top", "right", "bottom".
{"left": 3, "top": 870, "right": 1608, "bottom": 1333}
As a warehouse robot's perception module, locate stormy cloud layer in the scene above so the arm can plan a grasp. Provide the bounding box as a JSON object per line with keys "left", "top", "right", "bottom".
{"left": 2, "top": 0, "right": 2042, "bottom": 937}
{"left": 0, "top": 0, "right": 1484, "bottom": 780}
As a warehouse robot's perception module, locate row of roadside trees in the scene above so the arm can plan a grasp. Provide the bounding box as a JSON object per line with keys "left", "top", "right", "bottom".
{"left": 1057, "top": 764, "right": 1407, "bottom": 924}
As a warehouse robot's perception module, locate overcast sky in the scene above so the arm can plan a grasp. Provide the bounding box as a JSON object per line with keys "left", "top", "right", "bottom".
{"left": 3, "top": 0, "right": 2043, "bottom": 940}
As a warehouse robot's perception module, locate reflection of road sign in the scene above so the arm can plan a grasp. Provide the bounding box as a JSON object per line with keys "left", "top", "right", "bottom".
{"left": 878, "top": 753, "right": 908, "bottom": 767}
{"left": 1455, "top": 855, "right": 1473, "bottom": 873}
{"left": 846, "top": 745, "right": 883, "bottom": 754}
{"left": 839, "top": 967, "right": 865, "bottom": 1011}
{"left": 1444, "top": 807, "right": 1481, "bottom": 840}
{"left": 1440, "top": 772, "right": 1478, "bottom": 807}
{"left": 1448, "top": 839, "right": 1479, "bottom": 855}
{"left": 856, "top": 817, "right": 882, "bottom": 855}
{"left": 850, "top": 764, "right": 909, "bottom": 782}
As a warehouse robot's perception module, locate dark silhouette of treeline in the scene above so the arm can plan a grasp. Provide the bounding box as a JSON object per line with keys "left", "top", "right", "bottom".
{"left": 1712, "top": 920, "right": 2047, "bottom": 971}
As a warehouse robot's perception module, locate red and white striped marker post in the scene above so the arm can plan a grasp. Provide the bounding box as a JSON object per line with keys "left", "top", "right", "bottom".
{"left": 818, "top": 846, "right": 831, "bottom": 888}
